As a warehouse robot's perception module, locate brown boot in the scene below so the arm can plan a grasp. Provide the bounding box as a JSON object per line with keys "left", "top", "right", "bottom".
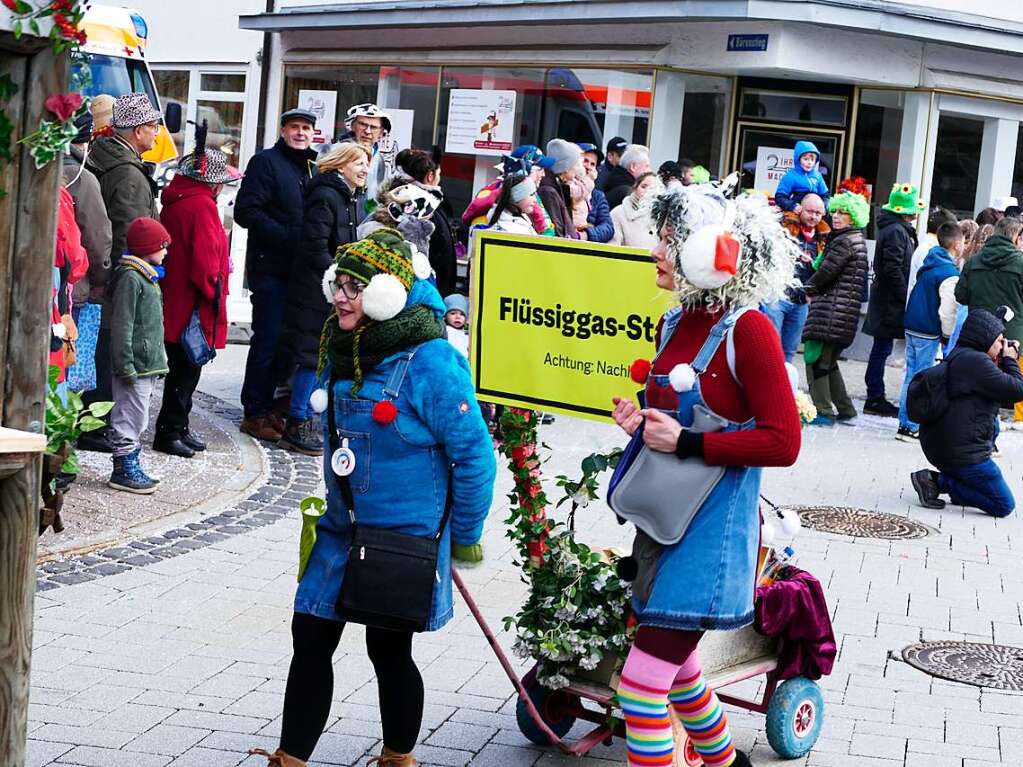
{"left": 367, "top": 746, "right": 418, "bottom": 766}
{"left": 240, "top": 415, "right": 283, "bottom": 442}
{"left": 249, "top": 747, "right": 306, "bottom": 767}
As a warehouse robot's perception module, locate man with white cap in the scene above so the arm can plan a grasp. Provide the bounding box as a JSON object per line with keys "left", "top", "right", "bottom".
{"left": 333, "top": 102, "right": 396, "bottom": 202}
{"left": 80, "top": 93, "right": 162, "bottom": 452}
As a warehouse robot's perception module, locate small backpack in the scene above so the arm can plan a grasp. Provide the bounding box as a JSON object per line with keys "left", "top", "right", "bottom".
{"left": 907, "top": 361, "right": 951, "bottom": 425}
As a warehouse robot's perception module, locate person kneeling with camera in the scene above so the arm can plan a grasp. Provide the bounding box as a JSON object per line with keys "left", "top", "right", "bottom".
{"left": 911, "top": 308, "right": 1023, "bottom": 516}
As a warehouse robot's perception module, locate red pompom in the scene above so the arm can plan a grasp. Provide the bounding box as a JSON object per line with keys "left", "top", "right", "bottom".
{"left": 372, "top": 400, "right": 398, "bottom": 424}
{"left": 630, "top": 358, "right": 652, "bottom": 384}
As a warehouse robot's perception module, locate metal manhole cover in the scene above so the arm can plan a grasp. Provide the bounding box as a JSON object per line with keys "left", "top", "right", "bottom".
{"left": 902, "top": 641, "right": 1023, "bottom": 691}
{"left": 785, "top": 505, "right": 935, "bottom": 539}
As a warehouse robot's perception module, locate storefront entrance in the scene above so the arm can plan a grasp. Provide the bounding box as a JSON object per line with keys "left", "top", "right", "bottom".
{"left": 731, "top": 78, "right": 854, "bottom": 200}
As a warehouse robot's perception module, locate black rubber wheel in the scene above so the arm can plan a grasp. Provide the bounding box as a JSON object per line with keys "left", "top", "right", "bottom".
{"left": 515, "top": 683, "right": 576, "bottom": 746}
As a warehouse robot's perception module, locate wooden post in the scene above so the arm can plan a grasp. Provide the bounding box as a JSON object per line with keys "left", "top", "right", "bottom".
{"left": 0, "top": 36, "right": 65, "bottom": 766}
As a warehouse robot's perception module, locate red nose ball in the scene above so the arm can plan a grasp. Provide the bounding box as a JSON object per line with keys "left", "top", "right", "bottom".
{"left": 630, "top": 358, "right": 652, "bottom": 384}
{"left": 372, "top": 400, "right": 398, "bottom": 424}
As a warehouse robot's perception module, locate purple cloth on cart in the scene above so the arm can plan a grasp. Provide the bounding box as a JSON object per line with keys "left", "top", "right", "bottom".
{"left": 754, "top": 566, "right": 836, "bottom": 680}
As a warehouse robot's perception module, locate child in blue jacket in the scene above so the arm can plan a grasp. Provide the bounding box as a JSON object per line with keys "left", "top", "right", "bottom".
{"left": 775, "top": 140, "right": 830, "bottom": 212}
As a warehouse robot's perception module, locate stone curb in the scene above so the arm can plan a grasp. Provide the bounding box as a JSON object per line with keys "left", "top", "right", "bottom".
{"left": 35, "top": 392, "right": 320, "bottom": 591}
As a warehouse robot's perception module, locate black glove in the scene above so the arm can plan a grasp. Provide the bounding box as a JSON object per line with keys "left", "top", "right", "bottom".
{"left": 674, "top": 430, "right": 705, "bottom": 460}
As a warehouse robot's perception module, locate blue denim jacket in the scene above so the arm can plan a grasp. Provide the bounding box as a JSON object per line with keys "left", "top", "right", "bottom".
{"left": 295, "top": 283, "right": 497, "bottom": 630}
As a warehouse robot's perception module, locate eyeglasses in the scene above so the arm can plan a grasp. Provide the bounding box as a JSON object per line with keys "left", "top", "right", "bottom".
{"left": 334, "top": 279, "right": 365, "bottom": 300}
{"left": 353, "top": 120, "right": 382, "bottom": 133}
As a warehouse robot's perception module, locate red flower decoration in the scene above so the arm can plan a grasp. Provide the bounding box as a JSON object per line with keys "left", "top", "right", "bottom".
{"left": 630, "top": 358, "right": 652, "bottom": 384}
{"left": 372, "top": 400, "right": 398, "bottom": 424}
{"left": 2, "top": 0, "right": 20, "bottom": 11}
{"left": 44, "top": 92, "right": 83, "bottom": 123}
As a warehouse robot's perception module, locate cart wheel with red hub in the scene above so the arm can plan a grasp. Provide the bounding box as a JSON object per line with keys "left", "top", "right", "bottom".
{"left": 516, "top": 682, "right": 577, "bottom": 746}
{"left": 765, "top": 677, "right": 824, "bottom": 758}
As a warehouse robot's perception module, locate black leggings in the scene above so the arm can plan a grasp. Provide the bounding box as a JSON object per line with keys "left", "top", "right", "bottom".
{"left": 280, "top": 612, "right": 424, "bottom": 759}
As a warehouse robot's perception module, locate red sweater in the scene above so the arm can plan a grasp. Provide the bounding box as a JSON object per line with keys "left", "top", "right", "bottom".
{"left": 648, "top": 308, "right": 801, "bottom": 468}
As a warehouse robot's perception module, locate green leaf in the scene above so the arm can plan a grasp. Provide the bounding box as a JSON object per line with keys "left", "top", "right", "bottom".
{"left": 48, "top": 365, "right": 60, "bottom": 389}
{"left": 580, "top": 456, "right": 597, "bottom": 476}
{"left": 12, "top": 20, "right": 22, "bottom": 39}
{"left": 88, "top": 401, "right": 114, "bottom": 418}
{"left": 28, "top": 18, "right": 39, "bottom": 36}
{"left": 78, "top": 416, "right": 105, "bottom": 432}
{"left": 61, "top": 451, "right": 80, "bottom": 475}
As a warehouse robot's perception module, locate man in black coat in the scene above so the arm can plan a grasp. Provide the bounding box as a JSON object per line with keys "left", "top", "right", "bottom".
{"left": 604, "top": 144, "right": 651, "bottom": 210}
{"left": 863, "top": 184, "right": 924, "bottom": 416}
{"left": 235, "top": 108, "right": 319, "bottom": 441}
{"left": 911, "top": 309, "right": 1023, "bottom": 517}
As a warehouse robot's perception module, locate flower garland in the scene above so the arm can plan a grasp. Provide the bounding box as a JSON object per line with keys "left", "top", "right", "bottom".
{"left": 499, "top": 408, "right": 634, "bottom": 689}
{"left": 1, "top": 0, "right": 89, "bottom": 196}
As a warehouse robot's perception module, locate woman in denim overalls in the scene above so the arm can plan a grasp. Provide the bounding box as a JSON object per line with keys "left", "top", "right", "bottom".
{"left": 253, "top": 230, "right": 496, "bottom": 767}
{"left": 611, "top": 188, "right": 803, "bottom": 767}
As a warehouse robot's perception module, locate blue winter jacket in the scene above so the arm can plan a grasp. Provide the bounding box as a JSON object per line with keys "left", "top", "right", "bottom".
{"left": 295, "top": 279, "right": 497, "bottom": 630}
{"left": 774, "top": 140, "right": 829, "bottom": 212}
{"left": 904, "top": 246, "right": 959, "bottom": 339}
{"left": 587, "top": 188, "right": 615, "bottom": 243}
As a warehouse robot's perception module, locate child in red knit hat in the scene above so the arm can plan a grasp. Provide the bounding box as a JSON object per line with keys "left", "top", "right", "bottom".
{"left": 107, "top": 217, "right": 171, "bottom": 494}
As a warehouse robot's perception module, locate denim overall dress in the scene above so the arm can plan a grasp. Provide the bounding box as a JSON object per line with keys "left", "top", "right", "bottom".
{"left": 294, "top": 345, "right": 456, "bottom": 631}
{"left": 635, "top": 307, "right": 762, "bottom": 632}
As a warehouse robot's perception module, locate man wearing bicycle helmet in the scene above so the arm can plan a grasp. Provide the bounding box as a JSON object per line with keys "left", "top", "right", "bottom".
{"left": 329, "top": 102, "right": 397, "bottom": 202}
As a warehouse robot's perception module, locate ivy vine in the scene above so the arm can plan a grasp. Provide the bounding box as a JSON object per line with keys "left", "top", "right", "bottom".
{"left": 498, "top": 407, "right": 635, "bottom": 689}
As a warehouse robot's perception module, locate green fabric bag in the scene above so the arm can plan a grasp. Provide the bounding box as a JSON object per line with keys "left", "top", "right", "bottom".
{"left": 298, "top": 496, "right": 326, "bottom": 582}
{"left": 803, "top": 339, "right": 824, "bottom": 366}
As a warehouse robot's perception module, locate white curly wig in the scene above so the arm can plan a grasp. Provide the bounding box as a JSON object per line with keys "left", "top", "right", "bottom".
{"left": 649, "top": 187, "right": 800, "bottom": 311}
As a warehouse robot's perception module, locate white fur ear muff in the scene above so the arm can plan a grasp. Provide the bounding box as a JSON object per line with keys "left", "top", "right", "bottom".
{"left": 761, "top": 520, "right": 776, "bottom": 546}
{"left": 679, "top": 224, "right": 742, "bottom": 290}
{"left": 362, "top": 273, "right": 408, "bottom": 321}
{"left": 668, "top": 363, "right": 696, "bottom": 393}
{"left": 411, "top": 248, "right": 433, "bottom": 280}
{"left": 321, "top": 264, "right": 337, "bottom": 305}
{"left": 309, "top": 388, "right": 328, "bottom": 414}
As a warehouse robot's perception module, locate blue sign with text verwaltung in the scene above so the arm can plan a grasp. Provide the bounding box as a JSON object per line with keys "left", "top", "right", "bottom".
{"left": 727, "top": 34, "right": 769, "bottom": 52}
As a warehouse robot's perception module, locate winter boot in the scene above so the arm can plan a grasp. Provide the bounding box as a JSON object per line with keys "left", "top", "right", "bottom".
{"left": 180, "top": 428, "right": 206, "bottom": 452}
{"left": 108, "top": 451, "right": 157, "bottom": 494}
{"left": 278, "top": 417, "right": 324, "bottom": 456}
{"left": 911, "top": 469, "right": 945, "bottom": 510}
{"left": 248, "top": 748, "right": 306, "bottom": 767}
{"left": 241, "top": 415, "right": 284, "bottom": 442}
{"left": 367, "top": 746, "right": 418, "bottom": 766}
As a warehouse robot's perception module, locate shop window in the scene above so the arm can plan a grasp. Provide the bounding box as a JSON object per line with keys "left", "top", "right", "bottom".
{"left": 679, "top": 75, "right": 730, "bottom": 176}
{"left": 851, "top": 90, "right": 906, "bottom": 235}
{"left": 197, "top": 100, "right": 244, "bottom": 168}
{"left": 200, "top": 73, "right": 245, "bottom": 93}
{"left": 931, "top": 114, "right": 983, "bottom": 219}
{"left": 437, "top": 67, "right": 652, "bottom": 216}
{"left": 1011, "top": 125, "right": 1023, "bottom": 204}
{"left": 283, "top": 65, "right": 440, "bottom": 154}
{"left": 740, "top": 88, "right": 847, "bottom": 127}
{"left": 152, "top": 69, "right": 189, "bottom": 158}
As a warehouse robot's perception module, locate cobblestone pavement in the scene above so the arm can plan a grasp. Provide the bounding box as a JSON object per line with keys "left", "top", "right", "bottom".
{"left": 25, "top": 346, "right": 1023, "bottom": 767}
{"left": 38, "top": 390, "right": 265, "bottom": 562}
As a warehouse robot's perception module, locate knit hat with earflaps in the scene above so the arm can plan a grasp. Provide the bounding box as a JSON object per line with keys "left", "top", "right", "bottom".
{"left": 882, "top": 183, "right": 927, "bottom": 214}
{"left": 325, "top": 228, "right": 432, "bottom": 321}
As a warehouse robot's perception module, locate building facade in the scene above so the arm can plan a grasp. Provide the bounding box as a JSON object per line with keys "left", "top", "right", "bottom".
{"left": 240, "top": 0, "right": 1023, "bottom": 227}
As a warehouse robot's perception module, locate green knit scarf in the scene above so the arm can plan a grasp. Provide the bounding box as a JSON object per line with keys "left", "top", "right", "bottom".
{"left": 320, "top": 303, "right": 445, "bottom": 394}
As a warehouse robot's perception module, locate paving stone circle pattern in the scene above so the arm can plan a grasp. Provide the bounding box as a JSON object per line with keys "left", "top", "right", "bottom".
{"left": 35, "top": 392, "right": 320, "bottom": 591}
{"left": 902, "top": 640, "right": 1023, "bottom": 691}
{"left": 787, "top": 505, "right": 936, "bottom": 540}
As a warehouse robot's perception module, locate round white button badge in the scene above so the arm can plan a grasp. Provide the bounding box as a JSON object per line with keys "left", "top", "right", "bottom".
{"left": 331, "top": 438, "right": 356, "bottom": 477}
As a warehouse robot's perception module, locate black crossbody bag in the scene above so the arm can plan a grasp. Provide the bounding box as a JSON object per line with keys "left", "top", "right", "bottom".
{"left": 327, "top": 372, "right": 451, "bottom": 633}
